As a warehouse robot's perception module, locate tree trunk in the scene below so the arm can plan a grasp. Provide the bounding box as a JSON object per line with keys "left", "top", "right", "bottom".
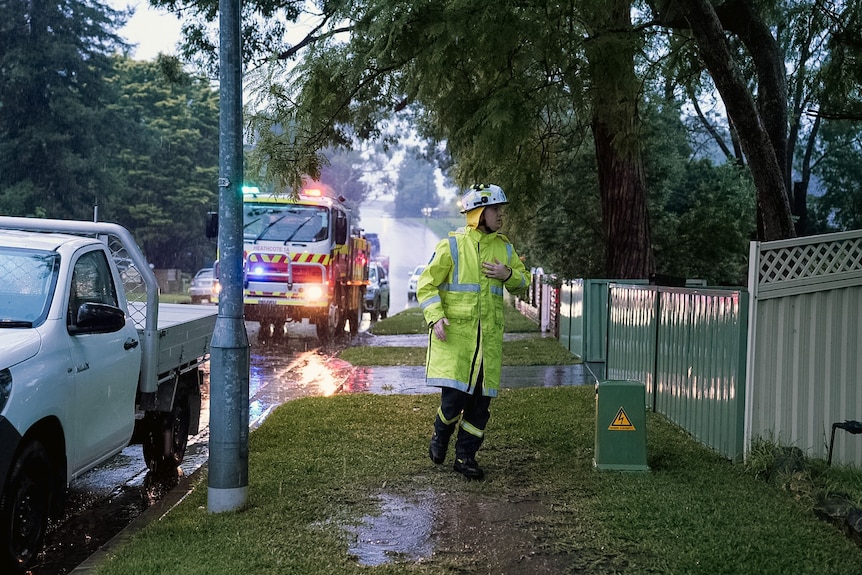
{"left": 584, "top": 0, "right": 653, "bottom": 278}
{"left": 673, "top": 0, "right": 795, "bottom": 241}
{"left": 714, "top": 0, "right": 789, "bottom": 185}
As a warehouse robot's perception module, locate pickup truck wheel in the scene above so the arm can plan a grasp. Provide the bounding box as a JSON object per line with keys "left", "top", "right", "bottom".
{"left": 0, "top": 441, "right": 54, "bottom": 574}
{"left": 142, "top": 395, "right": 191, "bottom": 474}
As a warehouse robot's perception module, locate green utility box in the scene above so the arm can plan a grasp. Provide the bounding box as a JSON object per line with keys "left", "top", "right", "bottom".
{"left": 594, "top": 380, "right": 649, "bottom": 471}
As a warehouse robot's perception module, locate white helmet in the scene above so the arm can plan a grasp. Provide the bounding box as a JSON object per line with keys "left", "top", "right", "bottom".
{"left": 460, "top": 184, "right": 508, "bottom": 213}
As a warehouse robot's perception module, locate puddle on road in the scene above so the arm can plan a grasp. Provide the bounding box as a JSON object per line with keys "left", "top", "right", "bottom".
{"left": 345, "top": 489, "right": 571, "bottom": 573}
{"left": 340, "top": 364, "right": 587, "bottom": 395}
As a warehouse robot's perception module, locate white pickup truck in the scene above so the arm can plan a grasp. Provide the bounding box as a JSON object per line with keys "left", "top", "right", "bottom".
{"left": 0, "top": 217, "right": 217, "bottom": 573}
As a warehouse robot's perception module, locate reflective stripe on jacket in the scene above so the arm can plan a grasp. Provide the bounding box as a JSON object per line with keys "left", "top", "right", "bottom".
{"left": 418, "top": 227, "right": 530, "bottom": 397}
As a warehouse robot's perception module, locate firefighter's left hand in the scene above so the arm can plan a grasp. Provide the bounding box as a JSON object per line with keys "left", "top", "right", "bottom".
{"left": 433, "top": 317, "right": 449, "bottom": 341}
{"left": 482, "top": 258, "right": 511, "bottom": 281}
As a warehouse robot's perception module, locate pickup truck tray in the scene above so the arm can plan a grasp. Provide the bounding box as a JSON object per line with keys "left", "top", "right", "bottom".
{"left": 129, "top": 302, "right": 218, "bottom": 379}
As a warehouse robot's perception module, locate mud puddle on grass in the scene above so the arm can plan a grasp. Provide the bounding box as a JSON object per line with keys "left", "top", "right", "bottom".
{"left": 345, "top": 488, "right": 570, "bottom": 573}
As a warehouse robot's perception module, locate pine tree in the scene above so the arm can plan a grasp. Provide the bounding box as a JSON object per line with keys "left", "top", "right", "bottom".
{"left": 0, "top": 0, "right": 128, "bottom": 217}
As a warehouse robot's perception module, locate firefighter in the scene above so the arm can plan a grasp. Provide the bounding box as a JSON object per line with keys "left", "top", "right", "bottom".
{"left": 417, "top": 184, "right": 531, "bottom": 480}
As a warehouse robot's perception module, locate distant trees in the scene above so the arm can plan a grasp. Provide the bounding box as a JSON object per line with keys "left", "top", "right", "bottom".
{"left": 5, "top": 0, "right": 862, "bottom": 283}
{"left": 393, "top": 154, "right": 440, "bottom": 218}
{"left": 106, "top": 57, "right": 220, "bottom": 271}
{"left": 0, "top": 0, "right": 220, "bottom": 271}
{"left": 0, "top": 0, "right": 128, "bottom": 218}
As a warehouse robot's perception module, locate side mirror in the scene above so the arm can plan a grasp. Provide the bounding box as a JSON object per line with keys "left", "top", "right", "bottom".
{"left": 69, "top": 303, "right": 127, "bottom": 335}
{"left": 206, "top": 211, "right": 219, "bottom": 239}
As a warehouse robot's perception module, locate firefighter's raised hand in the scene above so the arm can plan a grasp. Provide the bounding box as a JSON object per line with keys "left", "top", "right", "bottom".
{"left": 482, "top": 258, "right": 512, "bottom": 281}
{"left": 433, "top": 317, "right": 449, "bottom": 341}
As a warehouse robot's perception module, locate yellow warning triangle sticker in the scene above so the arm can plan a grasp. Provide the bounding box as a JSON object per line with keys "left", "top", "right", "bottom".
{"left": 608, "top": 407, "right": 636, "bottom": 431}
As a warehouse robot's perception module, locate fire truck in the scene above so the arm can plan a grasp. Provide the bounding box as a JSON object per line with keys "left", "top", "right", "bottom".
{"left": 211, "top": 185, "right": 370, "bottom": 340}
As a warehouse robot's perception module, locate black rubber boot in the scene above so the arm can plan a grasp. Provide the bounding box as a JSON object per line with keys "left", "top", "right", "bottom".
{"left": 429, "top": 410, "right": 457, "bottom": 465}
{"left": 453, "top": 457, "right": 485, "bottom": 480}
{"left": 428, "top": 430, "right": 449, "bottom": 464}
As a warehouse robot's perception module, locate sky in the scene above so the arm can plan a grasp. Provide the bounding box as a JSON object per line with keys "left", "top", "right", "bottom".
{"left": 114, "top": 1, "right": 183, "bottom": 60}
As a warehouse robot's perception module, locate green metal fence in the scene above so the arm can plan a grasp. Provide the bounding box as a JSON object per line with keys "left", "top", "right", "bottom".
{"left": 560, "top": 279, "right": 647, "bottom": 380}
{"left": 551, "top": 229, "right": 862, "bottom": 467}
{"left": 606, "top": 285, "right": 748, "bottom": 462}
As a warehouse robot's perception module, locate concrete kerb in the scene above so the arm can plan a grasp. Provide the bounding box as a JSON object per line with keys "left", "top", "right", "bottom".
{"left": 70, "top": 464, "right": 208, "bottom": 574}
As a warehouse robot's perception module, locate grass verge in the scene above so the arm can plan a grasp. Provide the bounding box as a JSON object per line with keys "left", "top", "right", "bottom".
{"left": 92, "top": 388, "right": 862, "bottom": 575}
{"left": 367, "top": 304, "right": 541, "bottom": 336}
{"left": 339, "top": 337, "right": 579, "bottom": 367}
{"left": 345, "top": 306, "right": 567, "bottom": 366}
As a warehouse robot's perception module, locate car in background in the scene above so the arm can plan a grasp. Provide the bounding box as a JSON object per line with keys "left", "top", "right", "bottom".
{"left": 407, "top": 264, "right": 426, "bottom": 301}
{"left": 189, "top": 267, "right": 216, "bottom": 303}
{"left": 363, "top": 261, "right": 390, "bottom": 321}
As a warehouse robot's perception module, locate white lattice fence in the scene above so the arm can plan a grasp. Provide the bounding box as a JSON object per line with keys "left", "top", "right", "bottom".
{"left": 746, "top": 229, "right": 862, "bottom": 467}
{"left": 755, "top": 231, "right": 862, "bottom": 299}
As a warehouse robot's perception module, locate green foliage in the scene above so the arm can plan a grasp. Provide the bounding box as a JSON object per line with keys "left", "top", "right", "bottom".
{"left": 220, "top": 0, "right": 777, "bottom": 282}
{"left": 0, "top": 0, "right": 219, "bottom": 273}
{"left": 104, "top": 57, "right": 220, "bottom": 271}
{"left": 508, "top": 146, "right": 606, "bottom": 280}
{"left": 0, "top": 0, "right": 129, "bottom": 218}
{"left": 316, "top": 147, "right": 372, "bottom": 210}
{"left": 652, "top": 160, "right": 755, "bottom": 285}
{"left": 643, "top": 101, "right": 756, "bottom": 285}
{"left": 810, "top": 119, "right": 862, "bottom": 231}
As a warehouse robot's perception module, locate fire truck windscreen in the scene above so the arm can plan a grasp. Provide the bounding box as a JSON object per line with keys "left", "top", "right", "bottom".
{"left": 243, "top": 204, "right": 330, "bottom": 244}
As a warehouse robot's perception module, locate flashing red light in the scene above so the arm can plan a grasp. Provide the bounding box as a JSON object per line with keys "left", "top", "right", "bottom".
{"left": 302, "top": 188, "right": 323, "bottom": 197}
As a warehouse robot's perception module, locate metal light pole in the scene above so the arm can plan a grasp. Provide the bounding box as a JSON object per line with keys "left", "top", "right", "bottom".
{"left": 421, "top": 206, "right": 432, "bottom": 251}
{"left": 208, "top": 0, "right": 250, "bottom": 513}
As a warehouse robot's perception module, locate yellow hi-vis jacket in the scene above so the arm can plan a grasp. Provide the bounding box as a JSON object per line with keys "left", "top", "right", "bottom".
{"left": 418, "top": 226, "right": 531, "bottom": 397}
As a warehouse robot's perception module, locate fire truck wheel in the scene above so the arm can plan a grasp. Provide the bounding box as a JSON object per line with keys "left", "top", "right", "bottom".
{"left": 316, "top": 321, "right": 331, "bottom": 342}
{"left": 317, "top": 306, "right": 339, "bottom": 342}
{"left": 348, "top": 307, "right": 361, "bottom": 334}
